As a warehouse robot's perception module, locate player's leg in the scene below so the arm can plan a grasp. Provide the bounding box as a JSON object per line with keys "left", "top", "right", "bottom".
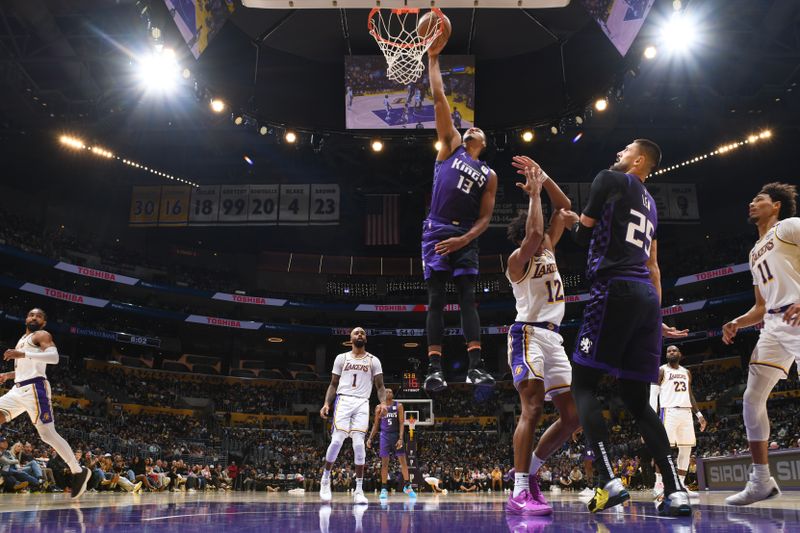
{"left": 321, "top": 429, "right": 347, "bottom": 501}
{"left": 379, "top": 455, "right": 390, "bottom": 498}
{"left": 397, "top": 455, "right": 415, "bottom": 496}
{"left": 424, "top": 269, "right": 449, "bottom": 391}
{"left": 351, "top": 401, "right": 369, "bottom": 503}
{"left": 726, "top": 362, "right": 784, "bottom": 505}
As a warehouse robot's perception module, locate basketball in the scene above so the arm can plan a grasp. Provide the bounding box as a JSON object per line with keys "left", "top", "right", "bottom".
{"left": 418, "top": 10, "right": 451, "bottom": 54}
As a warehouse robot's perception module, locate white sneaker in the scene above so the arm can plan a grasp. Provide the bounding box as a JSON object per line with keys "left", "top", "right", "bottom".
{"left": 652, "top": 480, "right": 664, "bottom": 498}
{"left": 656, "top": 490, "right": 692, "bottom": 516}
{"left": 320, "top": 478, "right": 332, "bottom": 502}
{"left": 353, "top": 489, "right": 368, "bottom": 504}
{"left": 684, "top": 487, "right": 699, "bottom": 499}
{"left": 579, "top": 487, "right": 594, "bottom": 497}
{"left": 725, "top": 475, "right": 781, "bottom": 506}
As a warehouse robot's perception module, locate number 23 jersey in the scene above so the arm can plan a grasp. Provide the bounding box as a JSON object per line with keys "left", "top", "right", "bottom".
{"left": 332, "top": 351, "right": 383, "bottom": 399}
{"left": 749, "top": 218, "right": 800, "bottom": 310}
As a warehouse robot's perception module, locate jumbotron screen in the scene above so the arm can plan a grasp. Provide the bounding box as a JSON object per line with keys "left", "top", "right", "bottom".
{"left": 345, "top": 55, "right": 475, "bottom": 130}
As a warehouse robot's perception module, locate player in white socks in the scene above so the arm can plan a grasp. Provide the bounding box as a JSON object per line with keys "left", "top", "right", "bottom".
{"left": 504, "top": 156, "right": 581, "bottom": 515}
{"left": 649, "top": 345, "right": 706, "bottom": 497}
{"left": 722, "top": 182, "right": 800, "bottom": 506}
{"left": 1, "top": 308, "right": 90, "bottom": 498}
{"left": 319, "top": 327, "right": 387, "bottom": 504}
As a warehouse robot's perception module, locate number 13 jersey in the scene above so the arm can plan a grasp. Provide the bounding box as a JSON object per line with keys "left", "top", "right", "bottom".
{"left": 749, "top": 218, "right": 800, "bottom": 310}
{"left": 428, "top": 145, "right": 493, "bottom": 227}
{"left": 332, "top": 351, "right": 383, "bottom": 399}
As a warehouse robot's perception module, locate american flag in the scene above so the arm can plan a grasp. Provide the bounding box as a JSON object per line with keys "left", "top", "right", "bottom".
{"left": 365, "top": 194, "right": 399, "bottom": 246}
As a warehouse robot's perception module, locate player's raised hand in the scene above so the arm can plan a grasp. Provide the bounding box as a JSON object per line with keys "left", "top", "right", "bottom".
{"left": 782, "top": 303, "right": 800, "bottom": 327}
{"left": 662, "top": 323, "right": 689, "bottom": 338}
{"left": 515, "top": 164, "right": 546, "bottom": 198}
{"left": 3, "top": 349, "right": 24, "bottom": 361}
{"left": 721, "top": 320, "right": 739, "bottom": 344}
{"left": 319, "top": 404, "right": 330, "bottom": 419}
{"left": 511, "top": 155, "right": 548, "bottom": 179}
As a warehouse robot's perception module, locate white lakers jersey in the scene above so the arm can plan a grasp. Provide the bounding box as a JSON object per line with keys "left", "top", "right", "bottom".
{"left": 659, "top": 364, "right": 692, "bottom": 408}
{"left": 506, "top": 249, "right": 565, "bottom": 325}
{"left": 14, "top": 333, "right": 49, "bottom": 382}
{"left": 332, "top": 351, "right": 383, "bottom": 399}
{"left": 750, "top": 218, "right": 800, "bottom": 310}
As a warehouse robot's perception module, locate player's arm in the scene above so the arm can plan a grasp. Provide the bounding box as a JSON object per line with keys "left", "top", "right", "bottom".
{"left": 374, "top": 373, "right": 388, "bottom": 416}
{"left": 511, "top": 156, "right": 573, "bottom": 249}
{"left": 776, "top": 218, "right": 800, "bottom": 325}
{"left": 367, "top": 405, "right": 382, "bottom": 448}
{"left": 0, "top": 371, "right": 14, "bottom": 382}
{"left": 647, "top": 240, "right": 689, "bottom": 339}
{"left": 649, "top": 367, "right": 664, "bottom": 411}
{"left": 3, "top": 331, "right": 59, "bottom": 364}
{"left": 567, "top": 170, "right": 624, "bottom": 245}
{"left": 434, "top": 171, "right": 497, "bottom": 257}
{"left": 687, "top": 369, "right": 707, "bottom": 432}
{"left": 507, "top": 166, "right": 546, "bottom": 281}
{"left": 428, "top": 53, "right": 460, "bottom": 159}
{"left": 397, "top": 402, "right": 405, "bottom": 447}
{"left": 722, "top": 286, "right": 767, "bottom": 344}
{"left": 320, "top": 373, "right": 340, "bottom": 419}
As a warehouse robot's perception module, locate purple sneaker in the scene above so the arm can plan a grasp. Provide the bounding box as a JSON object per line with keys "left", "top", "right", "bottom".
{"left": 528, "top": 476, "right": 551, "bottom": 509}
{"left": 505, "top": 490, "right": 553, "bottom": 516}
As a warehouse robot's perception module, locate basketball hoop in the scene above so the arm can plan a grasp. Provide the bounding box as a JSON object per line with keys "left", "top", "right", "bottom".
{"left": 368, "top": 8, "right": 444, "bottom": 85}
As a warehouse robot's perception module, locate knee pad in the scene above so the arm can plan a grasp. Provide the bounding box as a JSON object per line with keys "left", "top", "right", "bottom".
{"left": 326, "top": 431, "right": 347, "bottom": 464}
{"left": 676, "top": 446, "right": 692, "bottom": 472}
{"left": 743, "top": 365, "right": 781, "bottom": 442}
{"left": 352, "top": 433, "right": 366, "bottom": 465}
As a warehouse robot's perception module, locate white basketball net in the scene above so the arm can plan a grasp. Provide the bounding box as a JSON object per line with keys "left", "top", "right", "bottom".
{"left": 368, "top": 8, "right": 443, "bottom": 86}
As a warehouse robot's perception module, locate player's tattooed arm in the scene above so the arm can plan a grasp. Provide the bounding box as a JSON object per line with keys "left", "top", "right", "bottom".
{"left": 367, "top": 406, "right": 382, "bottom": 448}
{"left": 722, "top": 286, "right": 767, "bottom": 344}
{"left": 320, "top": 374, "right": 340, "bottom": 419}
{"left": 374, "top": 374, "right": 388, "bottom": 417}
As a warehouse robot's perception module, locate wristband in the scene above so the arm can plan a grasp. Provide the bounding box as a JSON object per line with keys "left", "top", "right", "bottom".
{"left": 695, "top": 411, "right": 704, "bottom": 420}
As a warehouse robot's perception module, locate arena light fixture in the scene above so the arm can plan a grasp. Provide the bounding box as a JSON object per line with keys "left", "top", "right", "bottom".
{"left": 644, "top": 45, "right": 658, "bottom": 60}
{"left": 661, "top": 11, "right": 697, "bottom": 54}
{"left": 550, "top": 126, "right": 559, "bottom": 135}
{"left": 210, "top": 99, "right": 226, "bottom": 113}
{"left": 137, "top": 47, "right": 179, "bottom": 93}
{"left": 653, "top": 129, "right": 774, "bottom": 177}
{"left": 403, "top": 342, "right": 419, "bottom": 348}
{"left": 259, "top": 126, "right": 268, "bottom": 136}
{"left": 59, "top": 135, "right": 85, "bottom": 150}
{"left": 267, "top": 337, "right": 284, "bottom": 343}
{"left": 594, "top": 98, "right": 608, "bottom": 112}
{"left": 284, "top": 131, "right": 297, "bottom": 143}
{"left": 233, "top": 115, "right": 244, "bottom": 126}
{"left": 434, "top": 140, "right": 443, "bottom": 151}
{"left": 521, "top": 130, "right": 534, "bottom": 143}
{"left": 371, "top": 139, "right": 384, "bottom": 152}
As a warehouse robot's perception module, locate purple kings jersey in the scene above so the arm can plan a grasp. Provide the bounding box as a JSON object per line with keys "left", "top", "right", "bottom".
{"left": 380, "top": 401, "right": 400, "bottom": 435}
{"left": 428, "top": 145, "right": 492, "bottom": 227}
{"left": 583, "top": 171, "right": 657, "bottom": 283}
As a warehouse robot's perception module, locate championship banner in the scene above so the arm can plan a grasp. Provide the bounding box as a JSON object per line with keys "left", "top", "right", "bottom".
{"left": 54, "top": 262, "right": 139, "bottom": 286}
{"left": 185, "top": 314, "right": 263, "bottom": 330}
{"left": 19, "top": 282, "right": 109, "bottom": 308}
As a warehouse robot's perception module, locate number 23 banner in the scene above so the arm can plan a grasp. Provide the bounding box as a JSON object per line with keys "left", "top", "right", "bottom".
{"left": 130, "top": 184, "right": 340, "bottom": 227}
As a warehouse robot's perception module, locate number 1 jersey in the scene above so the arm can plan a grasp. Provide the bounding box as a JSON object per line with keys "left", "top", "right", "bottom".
{"left": 582, "top": 170, "right": 658, "bottom": 283}
{"left": 332, "top": 351, "right": 383, "bottom": 399}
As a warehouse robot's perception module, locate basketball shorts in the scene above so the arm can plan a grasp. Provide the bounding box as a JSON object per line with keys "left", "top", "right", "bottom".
{"left": 660, "top": 407, "right": 695, "bottom": 447}
{"left": 379, "top": 433, "right": 405, "bottom": 458}
{"left": 749, "top": 313, "right": 800, "bottom": 377}
{"left": 572, "top": 278, "right": 662, "bottom": 383}
{"left": 331, "top": 394, "right": 369, "bottom": 436}
{"left": 507, "top": 323, "right": 572, "bottom": 400}
{"left": 0, "top": 377, "right": 54, "bottom": 425}
{"left": 421, "top": 218, "right": 479, "bottom": 280}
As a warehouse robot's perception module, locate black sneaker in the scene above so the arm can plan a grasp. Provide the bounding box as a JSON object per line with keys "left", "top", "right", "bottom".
{"left": 423, "top": 366, "right": 447, "bottom": 392}
{"left": 466, "top": 365, "right": 495, "bottom": 385}
{"left": 71, "top": 466, "right": 91, "bottom": 499}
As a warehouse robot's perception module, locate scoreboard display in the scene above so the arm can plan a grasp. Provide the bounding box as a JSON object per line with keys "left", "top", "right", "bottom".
{"left": 403, "top": 371, "right": 420, "bottom": 393}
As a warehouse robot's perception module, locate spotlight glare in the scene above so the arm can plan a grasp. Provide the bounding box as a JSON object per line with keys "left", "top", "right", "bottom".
{"left": 234, "top": 116, "right": 243, "bottom": 126}
{"left": 550, "top": 126, "right": 559, "bottom": 135}
{"left": 661, "top": 12, "right": 697, "bottom": 53}
{"left": 434, "top": 140, "right": 443, "bottom": 151}
{"left": 210, "top": 99, "right": 225, "bottom": 113}
{"left": 594, "top": 98, "right": 608, "bottom": 112}
{"left": 259, "top": 126, "right": 268, "bottom": 136}
{"left": 572, "top": 132, "right": 583, "bottom": 144}
{"left": 243, "top": 155, "right": 254, "bottom": 165}
{"left": 137, "top": 48, "right": 179, "bottom": 93}
{"left": 284, "top": 131, "right": 297, "bottom": 143}
{"left": 760, "top": 130, "right": 772, "bottom": 138}
{"left": 644, "top": 45, "right": 658, "bottom": 59}
{"left": 371, "top": 140, "right": 384, "bottom": 152}
{"left": 521, "top": 130, "right": 534, "bottom": 143}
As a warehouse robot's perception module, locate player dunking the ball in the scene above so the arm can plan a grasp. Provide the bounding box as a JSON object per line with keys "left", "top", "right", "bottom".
{"left": 565, "top": 140, "right": 691, "bottom": 516}
{"left": 319, "top": 327, "right": 387, "bottom": 504}
{"left": 722, "top": 182, "right": 799, "bottom": 505}
{"left": 366, "top": 387, "right": 416, "bottom": 500}
{"left": 649, "top": 344, "right": 707, "bottom": 498}
{"left": 1, "top": 308, "right": 90, "bottom": 498}
{"left": 504, "top": 157, "right": 581, "bottom": 515}
{"left": 421, "top": 35, "right": 497, "bottom": 392}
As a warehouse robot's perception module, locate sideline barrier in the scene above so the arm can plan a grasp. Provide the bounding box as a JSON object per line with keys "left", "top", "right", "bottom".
{"left": 698, "top": 449, "right": 800, "bottom": 491}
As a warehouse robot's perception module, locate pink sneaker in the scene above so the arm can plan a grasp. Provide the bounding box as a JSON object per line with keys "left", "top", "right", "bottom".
{"left": 506, "top": 490, "right": 553, "bottom": 516}
{"left": 528, "top": 477, "right": 551, "bottom": 508}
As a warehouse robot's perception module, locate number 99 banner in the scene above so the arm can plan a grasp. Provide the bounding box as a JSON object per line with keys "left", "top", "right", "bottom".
{"left": 129, "top": 184, "right": 339, "bottom": 227}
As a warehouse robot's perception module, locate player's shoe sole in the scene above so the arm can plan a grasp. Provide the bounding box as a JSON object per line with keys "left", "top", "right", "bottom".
{"left": 587, "top": 486, "right": 630, "bottom": 513}
{"left": 657, "top": 491, "right": 692, "bottom": 516}
{"left": 424, "top": 369, "right": 447, "bottom": 392}
{"left": 71, "top": 467, "right": 91, "bottom": 499}
{"left": 725, "top": 477, "right": 781, "bottom": 506}
{"left": 466, "top": 367, "right": 496, "bottom": 385}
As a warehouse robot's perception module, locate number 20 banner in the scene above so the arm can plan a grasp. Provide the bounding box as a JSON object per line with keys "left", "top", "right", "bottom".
{"left": 129, "top": 184, "right": 340, "bottom": 227}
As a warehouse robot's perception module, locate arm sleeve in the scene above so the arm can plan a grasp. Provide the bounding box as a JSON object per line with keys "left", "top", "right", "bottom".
{"left": 582, "top": 170, "right": 627, "bottom": 219}
{"left": 776, "top": 217, "right": 800, "bottom": 245}
{"left": 331, "top": 353, "right": 345, "bottom": 376}
{"left": 25, "top": 346, "right": 59, "bottom": 364}
{"left": 372, "top": 356, "right": 383, "bottom": 377}
{"left": 649, "top": 384, "right": 660, "bottom": 411}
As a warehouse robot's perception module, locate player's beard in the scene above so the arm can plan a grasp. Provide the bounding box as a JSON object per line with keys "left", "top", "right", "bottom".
{"left": 609, "top": 160, "right": 629, "bottom": 172}
{"left": 353, "top": 339, "right": 366, "bottom": 349}
{"left": 667, "top": 356, "right": 680, "bottom": 366}
{"left": 26, "top": 321, "right": 42, "bottom": 332}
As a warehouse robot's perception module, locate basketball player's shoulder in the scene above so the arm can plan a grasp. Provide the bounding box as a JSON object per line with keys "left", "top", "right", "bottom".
{"left": 775, "top": 217, "right": 800, "bottom": 245}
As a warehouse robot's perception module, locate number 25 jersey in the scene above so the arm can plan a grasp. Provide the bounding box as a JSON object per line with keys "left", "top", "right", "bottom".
{"left": 749, "top": 218, "right": 800, "bottom": 310}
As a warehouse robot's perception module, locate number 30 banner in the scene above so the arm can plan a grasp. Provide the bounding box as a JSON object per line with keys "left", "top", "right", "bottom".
{"left": 130, "top": 184, "right": 339, "bottom": 227}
